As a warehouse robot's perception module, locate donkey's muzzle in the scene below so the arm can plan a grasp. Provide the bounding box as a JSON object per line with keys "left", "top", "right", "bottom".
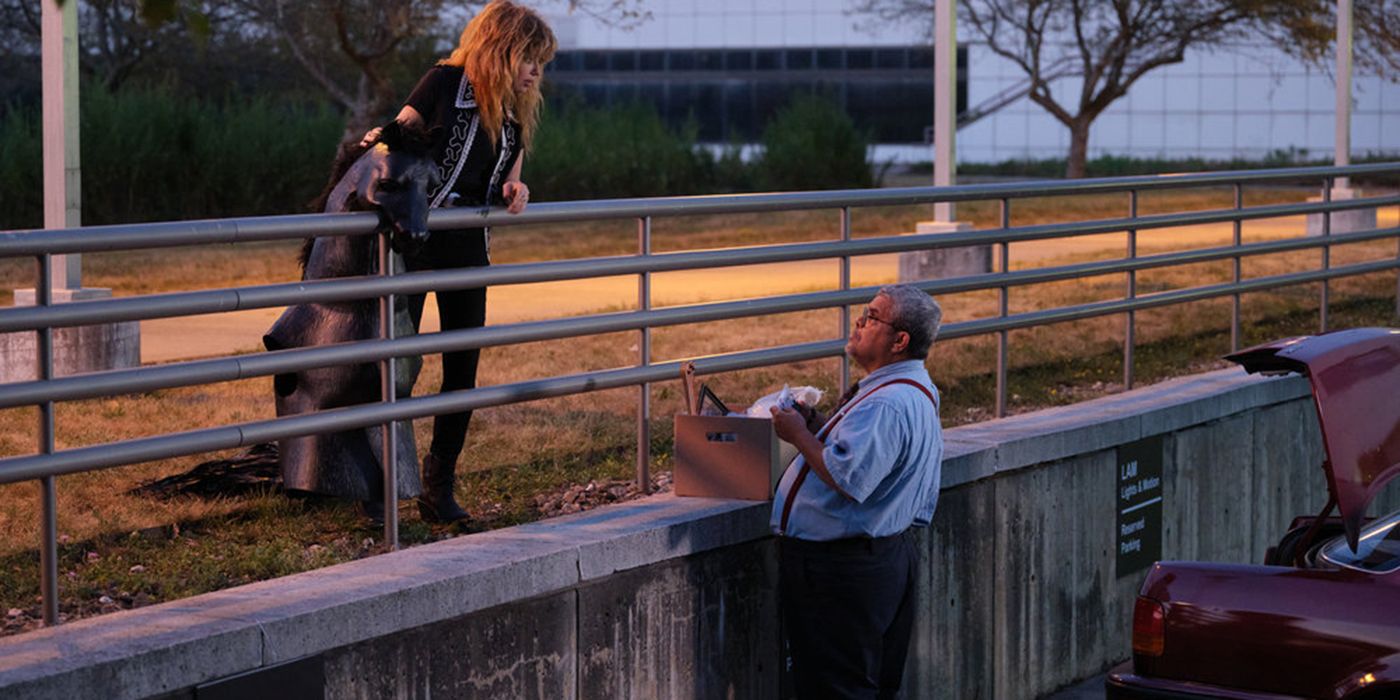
{"left": 390, "top": 228, "right": 429, "bottom": 257}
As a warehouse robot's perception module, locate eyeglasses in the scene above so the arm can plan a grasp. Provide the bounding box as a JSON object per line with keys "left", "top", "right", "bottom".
{"left": 855, "top": 308, "right": 902, "bottom": 332}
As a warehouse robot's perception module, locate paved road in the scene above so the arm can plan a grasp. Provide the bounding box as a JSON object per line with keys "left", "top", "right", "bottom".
{"left": 140, "top": 211, "right": 1372, "bottom": 363}
{"left": 1041, "top": 672, "right": 1110, "bottom": 699}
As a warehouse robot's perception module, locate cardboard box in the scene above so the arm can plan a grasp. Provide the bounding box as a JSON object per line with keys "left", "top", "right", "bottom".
{"left": 673, "top": 414, "right": 793, "bottom": 500}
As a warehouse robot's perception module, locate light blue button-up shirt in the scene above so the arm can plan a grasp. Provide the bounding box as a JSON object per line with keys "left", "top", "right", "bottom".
{"left": 769, "top": 359, "right": 943, "bottom": 541}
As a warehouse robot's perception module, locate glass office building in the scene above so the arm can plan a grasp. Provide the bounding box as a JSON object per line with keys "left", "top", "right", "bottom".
{"left": 548, "top": 45, "right": 967, "bottom": 143}
{"left": 546, "top": 1, "right": 1400, "bottom": 162}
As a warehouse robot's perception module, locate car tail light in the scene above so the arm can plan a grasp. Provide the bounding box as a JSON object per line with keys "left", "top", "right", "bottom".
{"left": 1132, "top": 596, "right": 1166, "bottom": 657}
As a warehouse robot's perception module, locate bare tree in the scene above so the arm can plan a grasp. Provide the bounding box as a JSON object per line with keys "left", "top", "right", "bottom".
{"left": 83, "top": 0, "right": 246, "bottom": 90}
{"left": 226, "top": 0, "right": 648, "bottom": 145}
{"left": 0, "top": 0, "right": 41, "bottom": 59}
{"left": 22, "top": 0, "right": 647, "bottom": 144}
{"left": 853, "top": 0, "right": 1400, "bottom": 178}
{"left": 0, "top": 0, "right": 244, "bottom": 92}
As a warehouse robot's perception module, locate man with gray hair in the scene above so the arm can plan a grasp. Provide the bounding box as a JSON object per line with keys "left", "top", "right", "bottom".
{"left": 770, "top": 283, "right": 944, "bottom": 699}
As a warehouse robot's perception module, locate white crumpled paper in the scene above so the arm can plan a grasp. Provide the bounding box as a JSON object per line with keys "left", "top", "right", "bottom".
{"left": 745, "top": 384, "right": 825, "bottom": 418}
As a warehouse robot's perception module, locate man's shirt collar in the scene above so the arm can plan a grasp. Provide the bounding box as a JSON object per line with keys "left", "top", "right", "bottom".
{"left": 858, "top": 359, "right": 926, "bottom": 388}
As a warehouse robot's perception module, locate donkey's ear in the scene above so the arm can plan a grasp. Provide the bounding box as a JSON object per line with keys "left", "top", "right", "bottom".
{"left": 377, "top": 120, "right": 404, "bottom": 148}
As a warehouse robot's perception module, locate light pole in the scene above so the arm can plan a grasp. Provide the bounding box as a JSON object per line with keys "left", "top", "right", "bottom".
{"left": 899, "top": 0, "right": 992, "bottom": 283}
{"left": 1305, "top": 0, "right": 1375, "bottom": 238}
{"left": 3, "top": 1, "right": 139, "bottom": 383}
{"left": 41, "top": 0, "right": 81, "bottom": 289}
{"left": 933, "top": 0, "right": 956, "bottom": 223}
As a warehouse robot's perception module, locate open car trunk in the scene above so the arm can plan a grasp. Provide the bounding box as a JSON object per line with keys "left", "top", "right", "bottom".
{"left": 1226, "top": 328, "right": 1400, "bottom": 551}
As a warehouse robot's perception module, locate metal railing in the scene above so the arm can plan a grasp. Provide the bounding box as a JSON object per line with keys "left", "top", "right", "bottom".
{"left": 3, "top": 163, "right": 1399, "bottom": 625}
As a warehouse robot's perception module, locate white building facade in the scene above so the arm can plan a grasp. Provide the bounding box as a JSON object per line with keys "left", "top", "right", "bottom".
{"left": 543, "top": 0, "right": 1400, "bottom": 164}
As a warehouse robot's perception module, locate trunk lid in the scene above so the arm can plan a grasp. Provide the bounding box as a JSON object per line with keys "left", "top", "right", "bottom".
{"left": 1226, "top": 328, "right": 1400, "bottom": 550}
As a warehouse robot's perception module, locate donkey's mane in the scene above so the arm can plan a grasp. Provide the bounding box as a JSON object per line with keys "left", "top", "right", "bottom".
{"left": 298, "top": 122, "right": 437, "bottom": 271}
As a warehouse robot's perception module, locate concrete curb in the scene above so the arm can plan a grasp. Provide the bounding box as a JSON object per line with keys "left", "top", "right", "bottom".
{"left": 0, "top": 367, "right": 1308, "bottom": 699}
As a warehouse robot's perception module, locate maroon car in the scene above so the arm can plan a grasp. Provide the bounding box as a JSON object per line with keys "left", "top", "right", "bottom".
{"left": 1107, "top": 328, "right": 1400, "bottom": 699}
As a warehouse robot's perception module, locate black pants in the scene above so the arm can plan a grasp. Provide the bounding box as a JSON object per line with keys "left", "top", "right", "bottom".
{"left": 779, "top": 530, "right": 918, "bottom": 700}
{"left": 405, "top": 228, "right": 489, "bottom": 466}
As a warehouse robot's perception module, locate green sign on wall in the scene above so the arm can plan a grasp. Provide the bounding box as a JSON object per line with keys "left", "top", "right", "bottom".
{"left": 1117, "top": 436, "right": 1164, "bottom": 577}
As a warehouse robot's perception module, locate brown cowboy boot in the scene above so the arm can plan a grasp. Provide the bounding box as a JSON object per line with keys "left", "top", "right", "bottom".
{"left": 417, "top": 454, "right": 468, "bottom": 522}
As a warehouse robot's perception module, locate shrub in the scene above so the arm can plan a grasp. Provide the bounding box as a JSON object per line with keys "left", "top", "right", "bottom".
{"left": 755, "top": 94, "right": 872, "bottom": 191}
{"left": 0, "top": 106, "right": 42, "bottom": 230}
{"left": 0, "top": 85, "right": 343, "bottom": 230}
{"left": 528, "top": 101, "right": 715, "bottom": 201}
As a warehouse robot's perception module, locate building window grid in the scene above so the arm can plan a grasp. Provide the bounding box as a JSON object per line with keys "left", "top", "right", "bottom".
{"left": 548, "top": 42, "right": 1398, "bottom": 158}
{"left": 548, "top": 45, "right": 960, "bottom": 143}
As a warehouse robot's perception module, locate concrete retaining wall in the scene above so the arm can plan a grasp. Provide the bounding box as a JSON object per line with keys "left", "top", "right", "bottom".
{"left": 3, "top": 367, "right": 1386, "bottom": 700}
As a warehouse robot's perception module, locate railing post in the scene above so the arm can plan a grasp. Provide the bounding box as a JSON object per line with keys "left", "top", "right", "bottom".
{"left": 1232, "top": 183, "right": 1243, "bottom": 351}
{"left": 1125, "top": 190, "right": 1138, "bottom": 391}
{"left": 36, "top": 253, "right": 59, "bottom": 626}
{"left": 840, "top": 207, "right": 851, "bottom": 393}
{"left": 1321, "top": 178, "right": 1332, "bottom": 333}
{"left": 377, "top": 232, "right": 398, "bottom": 549}
{"left": 637, "top": 216, "right": 652, "bottom": 494}
{"left": 996, "top": 198, "right": 1010, "bottom": 418}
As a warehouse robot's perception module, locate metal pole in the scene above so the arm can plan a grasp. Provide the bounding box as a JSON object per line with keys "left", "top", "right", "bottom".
{"left": 41, "top": 0, "right": 81, "bottom": 289}
{"left": 637, "top": 216, "right": 652, "bottom": 493}
{"left": 933, "top": 0, "right": 958, "bottom": 223}
{"left": 1232, "top": 184, "right": 1242, "bottom": 351}
{"left": 839, "top": 208, "right": 851, "bottom": 393}
{"left": 1336, "top": 0, "right": 1353, "bottom": 191}
{"left": 37, "top": 254, "right": 59, "bottom": 626}
{"left": 1125, "top": 191, "right": 1138, "bottom": 390}
{"left": 377, "top": 233, "right": 398, "bottom": 549}
{"left": 996, "top": 198, "right": 1009, "bottom": 417}
{"left": 1322, "top": 180, "right": 1332, "bottom": 332}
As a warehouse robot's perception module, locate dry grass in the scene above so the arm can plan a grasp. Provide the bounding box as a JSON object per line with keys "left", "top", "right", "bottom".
{"left": 0, "top": 186, "right": 1312, "bottom": 302}
{"left": 1, "top": 187, "right": 1397, "bottom": 630}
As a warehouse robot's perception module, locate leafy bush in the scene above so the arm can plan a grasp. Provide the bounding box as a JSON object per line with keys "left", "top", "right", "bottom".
{"left": 528, "top": 101, "right": 714, "bottom": 201}
{"left": 755, "top": 94, "right": 873, "bottom": 191}
{"left": 0, "top": 85, "right": 343, "bottom": 230}
{"left": 0, "top": 90, "right": 894, "bottom": 231}
{"left": 0, "top": 106, "right": 42, "bottom": 230}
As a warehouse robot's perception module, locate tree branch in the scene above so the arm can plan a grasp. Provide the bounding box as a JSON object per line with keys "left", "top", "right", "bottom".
{"left": 272, "top": 0, "right": 355, "bottom": 109}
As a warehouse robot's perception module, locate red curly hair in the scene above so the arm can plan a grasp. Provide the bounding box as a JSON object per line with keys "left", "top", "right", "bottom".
{"left": 441, "top": 0, "right": 557, "bottom": 152}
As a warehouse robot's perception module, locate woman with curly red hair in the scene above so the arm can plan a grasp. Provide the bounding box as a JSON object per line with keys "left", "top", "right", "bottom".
{"left": 369, "top": 0, "right": 557, "bottom": 523}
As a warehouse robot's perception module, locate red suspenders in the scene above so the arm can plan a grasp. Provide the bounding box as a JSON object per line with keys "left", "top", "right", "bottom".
{"left": 777, "top": 377, "right": 937, "bottom": 535}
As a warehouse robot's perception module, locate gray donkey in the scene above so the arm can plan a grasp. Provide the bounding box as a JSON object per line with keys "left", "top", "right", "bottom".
{"left": 263, "top": 121, "right": 439, "bottom": 520}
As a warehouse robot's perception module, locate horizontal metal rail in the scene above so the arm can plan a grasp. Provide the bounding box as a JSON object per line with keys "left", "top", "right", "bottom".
{"left": 0, "top": 340, "right": 845, "bottom": 483}
{"left": 3, "top": 256, "right": 1394, "bottom": 485}
{"left": 4, "top": 223, "right": 1398, "bottom": 409}
{"left": 2, "top": 163, "right": 1397, "bottom": 257}
{"left": 4, "top": 195, "right": 1397, "bottom": 334}
{"left": 4, "top": 161, "right": 1398, "bottom": 626}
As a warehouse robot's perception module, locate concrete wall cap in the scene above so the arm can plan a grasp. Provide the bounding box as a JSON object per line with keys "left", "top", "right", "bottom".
{"left": 0, "top": 366, "right": 1310, "bottom": 699}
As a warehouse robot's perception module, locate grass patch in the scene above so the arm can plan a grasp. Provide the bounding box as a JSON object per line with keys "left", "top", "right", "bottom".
{"left": 1, "top": 189, "right": 1397, "bottom": 631}
{"left": 3, "top": 292, "right": 1396, "bottom": 631}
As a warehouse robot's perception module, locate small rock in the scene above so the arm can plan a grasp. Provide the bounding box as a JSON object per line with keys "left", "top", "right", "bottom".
{"left": 98, "top": 595, "right": 114, "bottom": 605}
{"left": 361, "top": 537, "right": 375, "bottom": 548}
{"left": 6, "top": 608, "right": 23, "bottom": 618}
{"left": 128, "top": 565, "right": 146, "bottom": 574}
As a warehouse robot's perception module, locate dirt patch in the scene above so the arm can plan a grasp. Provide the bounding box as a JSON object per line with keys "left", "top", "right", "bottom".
{"left": 532, "top": 471, "right": 675, "bottom": 518}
